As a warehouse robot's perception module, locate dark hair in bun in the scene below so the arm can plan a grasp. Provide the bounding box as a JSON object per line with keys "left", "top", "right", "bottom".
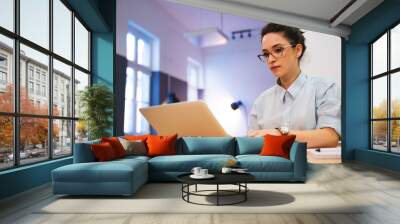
{"left": 261, "top": 23, "right": 306, "bottom": 60}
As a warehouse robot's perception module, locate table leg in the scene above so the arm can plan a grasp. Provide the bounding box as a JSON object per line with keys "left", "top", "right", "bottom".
{"left": 195, "top": 184, "right": 198, "bottom": 192}
{"left": 217, "top": 184, "right": 219, "bottom": 206}
{"left": 245, "top": 183, "right": 247, "bottom": 201}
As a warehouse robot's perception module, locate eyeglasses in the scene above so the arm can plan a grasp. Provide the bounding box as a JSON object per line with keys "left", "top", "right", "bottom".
{"left": 257, "top": 44, "right": 296, "bottom": 62}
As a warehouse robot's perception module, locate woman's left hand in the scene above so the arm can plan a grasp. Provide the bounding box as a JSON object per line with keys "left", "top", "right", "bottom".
{"left": 247, "top": 129, "right": 281, "bottom": 137}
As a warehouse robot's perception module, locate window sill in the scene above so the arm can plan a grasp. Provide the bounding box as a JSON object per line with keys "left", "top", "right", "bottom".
{"left": 0, "top": 156, "right": 72, "bottom": 175}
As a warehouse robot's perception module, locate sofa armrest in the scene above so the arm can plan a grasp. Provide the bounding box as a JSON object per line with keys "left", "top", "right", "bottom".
{"left": 289, "top": 141, "right": 307, "bottom": 181}
{"left": 73, "top": 140, "right": 100, "bottom": 163}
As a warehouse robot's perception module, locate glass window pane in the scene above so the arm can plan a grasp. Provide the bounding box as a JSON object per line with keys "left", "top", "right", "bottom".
{"left": 125, "top": 67, "right": 135, "bottom": 100}
{"left": 124, "top": 99, "right": 135, "bottom": 135}
{"left": 0, "top": 0, "right": 14, "bottom": 31}
{"left": 20, "top": 0, "right": 49, "bottom": 49}
{"left": 372, "top": 121, "right": 388, "bottom": 151}
{"left": 53, "top": 59, "right": 72, "bottom": 117}
{"left": 372, "top": 77, "right": 387, "bottom": 119}
{"left": 0, "top": 34, "right": 14, "bottom": 112}
{"left": 124, "top": 67, "right": 135, "bottom": 134}
{"left": 75, "top": 120, "right": 88, "bottom": 143}
{"left": 53, "top": 119, "right": 72, "bottom": 157}
{"left": 74, "top": 17, "right": 89, "bottom": 70}
{"left": 136, "top": 71, "right": 150, "bottom": 103}
{"left": 127, "top": 33, "right": 135, "bottom": 62}
{"left": 53, "top": 0, "right": 72, "bottom": 60}
{"left": 20, "top": 117, "right": 49, "bottom": 165}
{"left": 135, "top": 102, "right": 149, "bottom": 134}
{"left": 20, "top": 44, "right": 49, "bottom": 115}
{"left": 391, "top": 120, "right": 400, "bottom": 153}
{"left": 138, "top": 39, "right": 150, "bottom": 67}
{"left": 0, "top": 116, "right": 14, "bottom": 170}
{"left": 372, "top": 33, "right": 387, "bottom": 76}
{"left": 391, "top": 24, "right": 400, "bottom": 70}
{"left": 74, "top": 69, "right": 89, "bottom": 118}
{"left": 391, "top": 72, "right": 400, "bottom": 118}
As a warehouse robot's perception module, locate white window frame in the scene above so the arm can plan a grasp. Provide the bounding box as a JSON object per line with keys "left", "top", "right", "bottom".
{"left": 124, "top": 28, "right": 153, "bottom": 135}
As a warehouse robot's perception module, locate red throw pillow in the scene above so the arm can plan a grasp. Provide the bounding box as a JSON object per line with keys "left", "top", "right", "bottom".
{"left": 101, "top": 137, "right": 127, "bottom": 158}
{"left": 260, "top": 134, "right": 296, "bottom": 159}
{"left": 146, "top": 134, "right": 177, "bottom": 157}
{"left": 91, "top": 142, "right": 118, "bottom": 161}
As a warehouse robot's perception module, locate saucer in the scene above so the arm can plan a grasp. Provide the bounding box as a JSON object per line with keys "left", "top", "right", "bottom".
{"left": 190, "top": 174, "right": 215, "bottom": 179}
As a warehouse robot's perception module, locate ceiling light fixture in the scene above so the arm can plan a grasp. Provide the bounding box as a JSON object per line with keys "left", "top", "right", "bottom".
{"left": 231, "top": 29, "right": 254, "bottom": 40}
{"left": 184, "top": 13, "right": 228, "bottom": 48}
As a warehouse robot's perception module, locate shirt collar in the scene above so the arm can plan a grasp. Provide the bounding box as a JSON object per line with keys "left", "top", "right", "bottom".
{"left": 275, "top": 72, "right": 306, "bottom": 102}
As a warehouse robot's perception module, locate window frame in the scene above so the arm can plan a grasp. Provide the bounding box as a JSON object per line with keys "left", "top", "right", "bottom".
{"left": 370, "top": 20, "right": 400, "bottom": 154}
{"left": 0, "top": 0, "right": 92, "bottom": 171}
{"left": 124, "top": 28, "right": 152, "bottom": 135}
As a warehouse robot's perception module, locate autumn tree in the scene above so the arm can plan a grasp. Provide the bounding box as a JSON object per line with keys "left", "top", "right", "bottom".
{"left": 372, "top": 99, "right": 400, "bottom": 143}
{"left": 0, "top": 84, "right": 60, "bottom": 152}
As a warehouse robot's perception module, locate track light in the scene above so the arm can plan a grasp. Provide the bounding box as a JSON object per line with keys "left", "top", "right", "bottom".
{"left": 231, "top": 29, "right": 254, "bottom": 40}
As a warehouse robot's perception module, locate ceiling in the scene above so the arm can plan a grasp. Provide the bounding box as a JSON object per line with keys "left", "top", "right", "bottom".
{"left": 162, "top": 0, "right": 384, "bottom": 38}
{"left": 157, "top": 0, "right": 265, "bottom": 37}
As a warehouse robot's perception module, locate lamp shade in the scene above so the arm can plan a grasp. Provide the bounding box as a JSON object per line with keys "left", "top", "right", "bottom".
{"left": 231, "top": 101, "right": 243, "bottom": 110}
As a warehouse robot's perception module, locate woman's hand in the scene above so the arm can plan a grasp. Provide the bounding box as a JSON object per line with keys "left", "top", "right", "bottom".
{"left": 247, "top": 129, "right": 281, "bottom": 137}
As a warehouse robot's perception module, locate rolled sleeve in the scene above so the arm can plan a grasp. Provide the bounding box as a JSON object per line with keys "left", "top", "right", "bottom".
{"left": 316, "top": 82, "right": 341, "bottom": 137}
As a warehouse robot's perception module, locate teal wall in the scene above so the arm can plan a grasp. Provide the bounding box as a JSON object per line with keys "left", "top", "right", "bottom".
{"left": 343, "top": 0, "right": 400, "bottom": 171}
{"left": 92, "top": 32, "right": 114, "bottom": 87}
{"left": 0, "top": 158, "right": 72, "bottom": 199}
{"left": 0, "top": 0, "right": 116, "bottom": 200}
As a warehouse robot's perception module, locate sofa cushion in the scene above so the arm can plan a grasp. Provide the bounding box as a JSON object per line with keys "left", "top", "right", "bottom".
{"left": 236, "top": 155, "right": 293, "bottom": 172}
{"left": 148, "top": 154, "right": 235, "bottom": 172}
{"left": 236, "top": 137, "right": 263, "bottom": 155}
{"left": 91, "top": 142, "right": 118, "bottom": 161}
{"left": 73, "top": 139, "right": 100, "bottom": 163}
{"left": 124, "top": 135, "right": 149, "bottom": 142}
{"left": 118, "top": 138, "right": 147, "bottom": 156}
{"left": 178, "top": 137, "right": 236, "bottom": 155}
{"left": 101, "top": 137, "right": 127, "bottom": 158}
{"left": 52, "top": 158, "right": 147, "bottom": 183}
{"left": 260, "top": 134, "right": 296, "bottom": 159}
{"left": 147, "top": 134, "right": 178, "bottom": 157}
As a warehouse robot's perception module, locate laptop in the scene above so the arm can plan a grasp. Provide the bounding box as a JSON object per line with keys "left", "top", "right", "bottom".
{"left": 139, "top": 101, "right": 229, "bottom": 137}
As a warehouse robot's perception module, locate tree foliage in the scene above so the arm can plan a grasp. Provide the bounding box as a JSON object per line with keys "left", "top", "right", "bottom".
{"left": 372, "top": 99, "right": 400, "bottom": 141}
{"left": 79, "top": 84, "right": 113, "bottom": 140}
{"left": 0, "top": 85, "right": 59, "bottom": 151}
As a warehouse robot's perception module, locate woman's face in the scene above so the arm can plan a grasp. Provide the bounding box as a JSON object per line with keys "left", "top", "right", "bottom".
{"left": 261, "top": 32, "right": 303, "bottom": 79}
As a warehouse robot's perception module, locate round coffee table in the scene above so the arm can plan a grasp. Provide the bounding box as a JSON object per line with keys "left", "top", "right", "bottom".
{"left": 177, "top": 173, "right": 255, "bottom": 206}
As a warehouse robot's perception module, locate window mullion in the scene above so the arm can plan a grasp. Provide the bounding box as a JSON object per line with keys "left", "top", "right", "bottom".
{"left": 49, "top": 0, "right": 54, "bottom": 160}
{"left": 14, "top": 0, "right": 21, "bottom": 167}
{"left": 388, "top": 29, "right": 392, "bottom": 153}
{"left": 71, "top": 10, "right": 76, "bottom": 152}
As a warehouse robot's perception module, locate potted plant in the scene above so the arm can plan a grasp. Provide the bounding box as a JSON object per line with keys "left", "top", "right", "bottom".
{"left": 79, "top": 84, "right": 113, "bottom": 140}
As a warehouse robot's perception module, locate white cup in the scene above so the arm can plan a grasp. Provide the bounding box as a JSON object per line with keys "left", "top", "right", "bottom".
{"left": 191, "top": 167, "right": 202, "bottom": 176}
{"left": 200, "top": 169, "right": 208, "bottom": 176}
{"left": 221, "top": 167, "right": 232, "bottom": 174}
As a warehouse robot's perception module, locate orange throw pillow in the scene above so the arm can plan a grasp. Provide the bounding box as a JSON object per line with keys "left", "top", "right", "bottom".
{"left": 146, "top": 134, "right": 177, "bottom": 157}
{"left": 101, "top": 137, "right": 127, "bottom": 158}
{"left": 260, "top": 134, "right": 296, "bottom": 159}
{"left": 91, "top": 142, "right": 118, "bottom": 161}
{"left": 124, "top": 135, "right": 149, "bottom": 142}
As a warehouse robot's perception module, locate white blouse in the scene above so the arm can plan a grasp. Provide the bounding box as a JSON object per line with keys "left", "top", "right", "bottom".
{"left": 249, "top": 72, "right": 341, "bottom": 137}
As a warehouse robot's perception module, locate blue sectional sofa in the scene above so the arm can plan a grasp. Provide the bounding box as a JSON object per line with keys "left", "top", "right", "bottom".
{"left": 52, "top": 137, "right": 307, "bottom": 196}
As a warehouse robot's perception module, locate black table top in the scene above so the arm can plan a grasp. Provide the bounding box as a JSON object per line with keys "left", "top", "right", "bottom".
{"left": 177, "top": 172, "right": 255, "bottom": 185}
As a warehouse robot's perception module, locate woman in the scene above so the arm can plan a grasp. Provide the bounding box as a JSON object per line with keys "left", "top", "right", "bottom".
{"left": 248, "top": 23, "right": 340, "bottom": 148}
